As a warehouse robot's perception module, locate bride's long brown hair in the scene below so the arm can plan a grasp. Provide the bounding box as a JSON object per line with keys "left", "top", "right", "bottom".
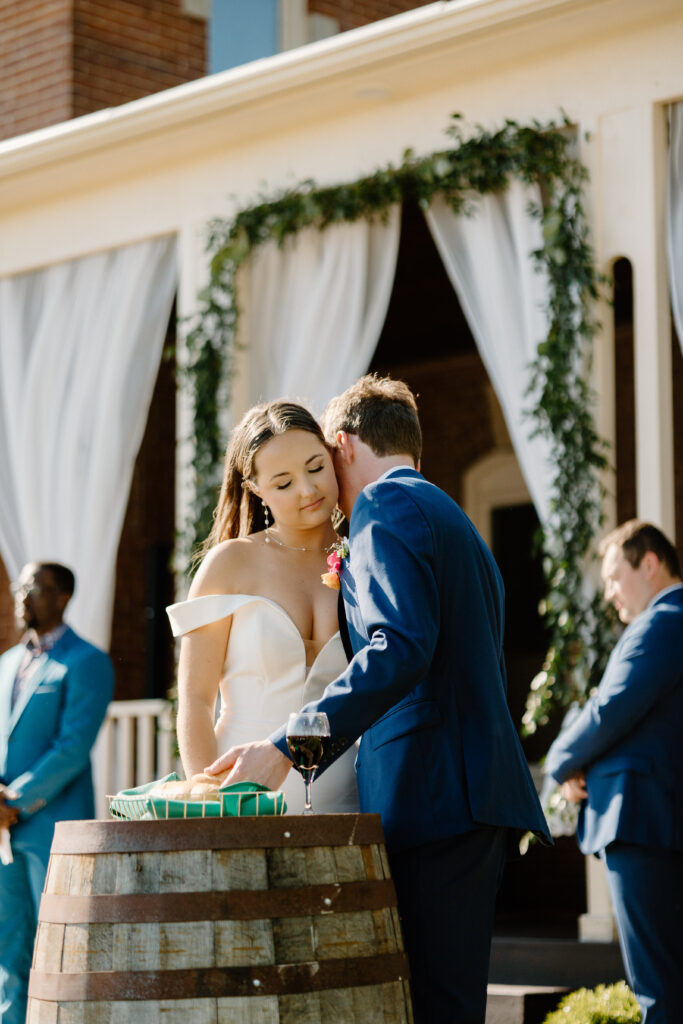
{"left": 198, "top": 400, "right": 329, "bottom": 560}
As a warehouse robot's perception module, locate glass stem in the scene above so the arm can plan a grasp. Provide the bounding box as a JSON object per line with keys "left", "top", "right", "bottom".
{"left": 303, "top": 773, "right": 313, "bottom": 814}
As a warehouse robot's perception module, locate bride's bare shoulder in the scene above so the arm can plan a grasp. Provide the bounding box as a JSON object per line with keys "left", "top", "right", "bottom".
{"left": 189, "top": 536, "right": 264, "bottom": 598}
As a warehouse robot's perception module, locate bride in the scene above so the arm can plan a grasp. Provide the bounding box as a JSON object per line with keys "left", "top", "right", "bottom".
{"left": 166, "top": 400, "right": 359, "bottom": 813}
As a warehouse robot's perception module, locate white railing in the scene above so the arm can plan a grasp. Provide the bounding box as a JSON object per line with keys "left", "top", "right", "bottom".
{"left": 91, "top": 699, "right": 180, "bottom": 818}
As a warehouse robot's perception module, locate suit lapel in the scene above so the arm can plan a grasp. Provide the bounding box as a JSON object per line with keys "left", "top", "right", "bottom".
{"left": 6, "top": 626, "right": 73, "bottom": 732}
{"left": 8, "top": 650, "right": 50, "bottom": 732}
{"left": 0, "top": 647, "right": 24, "bottom": 753}
{"left": 337, "top": 590, "right": 353, "bottom": 662}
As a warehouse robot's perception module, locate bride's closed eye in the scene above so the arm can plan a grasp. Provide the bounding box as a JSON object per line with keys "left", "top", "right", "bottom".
{"left": 277, "top": 466, "right": 323, "bottom": 490}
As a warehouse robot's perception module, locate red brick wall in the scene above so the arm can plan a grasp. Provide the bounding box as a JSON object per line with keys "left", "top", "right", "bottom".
{"left": 0, "top": 0, "right": 73, "bottom": 142}
{"left": 384, "top": 353, "right": 496, "bottom": 503}
{"left": 72, "top": 0, "right": 205, "bottom": 119}
{"left": 0, "top": 559, "right": 18, "bottom": 654}
{"left": 0, "top": 0, "right": 206, "bottom": 143}
{"left": 308, "top": 0, "right": 433, "bottom": 32}
{"left": 108, "top": 338, "right": 176, "bottom": 701}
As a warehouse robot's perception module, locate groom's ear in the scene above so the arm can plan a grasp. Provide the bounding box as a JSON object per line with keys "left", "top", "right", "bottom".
{"left": 335, "top": 431, "right": 354, "bottom": 465}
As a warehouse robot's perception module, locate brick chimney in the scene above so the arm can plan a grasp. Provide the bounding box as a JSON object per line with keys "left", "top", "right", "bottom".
{"left": 0, "top": 0, "right": 207, "bottom": 143}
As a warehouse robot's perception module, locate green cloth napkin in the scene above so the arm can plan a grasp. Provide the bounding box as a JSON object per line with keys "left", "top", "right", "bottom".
{"left": 109, "top": 773, "right": 287, "bottom": 819}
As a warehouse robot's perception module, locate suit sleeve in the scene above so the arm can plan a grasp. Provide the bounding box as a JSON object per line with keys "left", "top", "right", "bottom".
{"left": 271, "top": 481, "right": 440, "bottom": 767}
{"left": 545, "top": 607, "right": 683, "bottom": 782}
{"left": 8, "top": 647, "right": 114, "bottom": 816}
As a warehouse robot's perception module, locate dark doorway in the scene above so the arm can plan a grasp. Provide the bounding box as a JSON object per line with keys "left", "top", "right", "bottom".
{"left": 370, "top": 200, "right": 586, "bottom": 937}
{"left": 491, "top": 502, "right": 548, "bottom": 764}
{"left": 370, "top": 201, "right": 550, "bottom": 713}
{"left": 613, "top": 257, "right": 636, "bottom": 524}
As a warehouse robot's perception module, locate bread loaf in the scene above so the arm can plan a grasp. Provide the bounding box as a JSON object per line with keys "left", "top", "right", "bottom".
{"left": 147, "top": 780, "right": 193, "bottom": 800}
{"left": 148, "top": 770, "right": 230, "bottom": 803}
{"left": 190, "top": 771, "right": 229, "bottom": 786}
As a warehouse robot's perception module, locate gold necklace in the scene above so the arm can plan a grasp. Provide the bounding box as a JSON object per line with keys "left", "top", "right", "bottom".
{"left": 265, "top": 528, "right": 336, "bottom": 553}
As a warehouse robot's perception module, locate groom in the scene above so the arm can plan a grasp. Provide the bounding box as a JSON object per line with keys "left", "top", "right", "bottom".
{"left": 210, "top": 374, "right": 550, "bottom": 1023}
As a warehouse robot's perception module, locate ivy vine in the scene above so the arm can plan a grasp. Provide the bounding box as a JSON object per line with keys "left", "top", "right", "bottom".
{"left": 182, "top": 113, "right": 615, "bottom": 730}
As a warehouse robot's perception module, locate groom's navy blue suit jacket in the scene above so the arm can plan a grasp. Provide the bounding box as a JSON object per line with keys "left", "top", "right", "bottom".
{"left": 274, "top": 466, "right": 549, "bottom": 852}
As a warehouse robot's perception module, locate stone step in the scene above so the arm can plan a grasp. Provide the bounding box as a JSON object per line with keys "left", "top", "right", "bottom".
{"left": 486, "top": 984, "right": 568, "bottom": 1024}
{"left": 490, "top": 936, "right": 625, "bottom": 989}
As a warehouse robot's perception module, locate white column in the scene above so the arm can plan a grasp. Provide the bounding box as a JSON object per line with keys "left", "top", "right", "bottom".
{"left": 280, "top": 0, "right": 309, "bottom": 51}
{"left": 598, "top": 103, "right": 674, "bottom": 536}
{"left": 632, "top": 104, "right": 675, "bottom": 535}
{"left": 579, "top": 856, "right": 618, "bottom": 943}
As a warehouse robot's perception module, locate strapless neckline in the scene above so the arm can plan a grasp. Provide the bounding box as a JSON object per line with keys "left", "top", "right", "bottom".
{"left": 243, "top": 595, "right": 339, "bottom": 646}
{"left": 225, "top": 595, "right": 340, "bottom": 677}
{"left": 167, "top": 593, "right": 341, "bottom": 678}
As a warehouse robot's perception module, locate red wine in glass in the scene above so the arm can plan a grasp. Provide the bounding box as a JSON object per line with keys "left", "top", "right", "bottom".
{"left": 286, "top": 712, "right": 331, "bottom": 814}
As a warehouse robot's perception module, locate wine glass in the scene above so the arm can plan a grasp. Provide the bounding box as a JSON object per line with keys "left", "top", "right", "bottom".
{"left": 286, "top": 711, "right": 331, "bottom": 814}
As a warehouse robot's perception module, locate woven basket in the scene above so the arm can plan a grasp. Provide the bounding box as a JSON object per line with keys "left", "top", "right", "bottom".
{"left": 108, "top": 775, "right": 286, "bottom": 819}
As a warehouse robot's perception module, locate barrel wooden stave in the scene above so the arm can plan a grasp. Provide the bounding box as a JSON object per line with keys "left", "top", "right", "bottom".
{"left": 28, "top": 817, "right": 412, "bottom": 1023}
{"left": 277, "top": 981, "right": 412, "bottom": 1024}
{"left": 29, "top": 987, "right": 411, "bottom": 1024}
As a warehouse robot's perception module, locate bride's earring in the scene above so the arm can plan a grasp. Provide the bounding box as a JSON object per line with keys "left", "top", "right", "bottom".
{"left": 263, "top": 500, "right": 271, "bottom": 540}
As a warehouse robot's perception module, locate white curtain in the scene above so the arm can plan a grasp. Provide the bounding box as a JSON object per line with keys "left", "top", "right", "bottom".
{"left": 667, "top": 102, "right": 683, "bottom": 354}
{"left": 0, "top": 236, "right": 177, "bottom": 649}
{"left": 245, "top": 209, "right": 400, "bottom": 414}
{"left": 425, "top": 183, "right": 554, "bottom": 523}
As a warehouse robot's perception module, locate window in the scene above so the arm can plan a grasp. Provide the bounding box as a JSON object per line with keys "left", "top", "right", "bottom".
{"left": 207, "top": 0, "right": 339, "bottom": 74}
{"left": 210, "top": 0, "right": 279, "bottom": 73}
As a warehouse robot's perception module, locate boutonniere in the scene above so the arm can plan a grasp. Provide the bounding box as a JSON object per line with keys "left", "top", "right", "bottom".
{"left": 321, "top": 537, "right": 349, "bottom": 590}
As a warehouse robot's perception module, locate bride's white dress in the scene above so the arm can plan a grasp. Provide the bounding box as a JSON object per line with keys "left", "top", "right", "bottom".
{"left": 167, "top": 594, "right": 359, "bottom": 814}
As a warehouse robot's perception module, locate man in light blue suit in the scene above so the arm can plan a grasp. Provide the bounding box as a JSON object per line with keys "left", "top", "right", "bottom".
{"left": 545, "top": 521, "right": 683, "bottom": 1024}
{"left": 0, "top": 561, "right": 113, "bottom": 1024}
{"left": 212, "top": 376, "right": 550, "bottom": 1023}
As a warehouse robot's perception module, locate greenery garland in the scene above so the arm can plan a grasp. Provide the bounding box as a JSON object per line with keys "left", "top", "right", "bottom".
{"left": 182, "top": 113, "right": 615, "bottom": 730}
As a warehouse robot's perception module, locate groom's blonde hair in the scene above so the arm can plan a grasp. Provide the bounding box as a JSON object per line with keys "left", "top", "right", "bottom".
{"left": 322, "top": 374, "right": 422, "bottom": 464}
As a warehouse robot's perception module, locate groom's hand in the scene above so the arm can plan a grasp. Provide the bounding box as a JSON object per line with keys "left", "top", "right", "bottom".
{"left": 205, "top": 740, "right": 291, "bottom": 791}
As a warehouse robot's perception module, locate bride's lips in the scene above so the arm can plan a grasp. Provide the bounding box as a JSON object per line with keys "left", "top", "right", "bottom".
{"left": 302, "top": 498, "right": 323, "bottom": 511}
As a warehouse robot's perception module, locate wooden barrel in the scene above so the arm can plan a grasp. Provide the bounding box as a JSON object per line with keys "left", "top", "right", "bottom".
{"left": 28, "top": 814, "right": 412, "bottom": 1023}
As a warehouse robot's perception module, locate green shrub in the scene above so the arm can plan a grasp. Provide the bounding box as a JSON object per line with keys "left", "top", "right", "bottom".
{"left": 543, "top": 981, "right": 641, "bottom": 1024}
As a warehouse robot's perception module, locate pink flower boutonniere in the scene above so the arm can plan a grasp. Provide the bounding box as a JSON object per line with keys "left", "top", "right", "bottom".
{"left": 321, "top": 537, "right": 349, "bottom": 590}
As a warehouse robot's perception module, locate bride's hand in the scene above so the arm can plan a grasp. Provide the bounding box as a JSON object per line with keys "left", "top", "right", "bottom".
{"left": 205, "top": 740, "right": 291, "bottom": 791}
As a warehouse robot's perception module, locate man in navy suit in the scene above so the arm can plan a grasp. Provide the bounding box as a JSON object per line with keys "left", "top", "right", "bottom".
{"left": 0, "top": 562, "right": 113, "bottom": 1024}
{"left": 545, "top": 521, "right": 683, "bottom": 1024}
{"left": 211, "top": 375, "right": 550, "bottom": 1023}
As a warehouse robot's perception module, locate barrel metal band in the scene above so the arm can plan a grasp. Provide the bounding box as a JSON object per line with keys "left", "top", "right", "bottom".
{"left": 38, "top": 879, "right": 398, "bottom": 923}
{"left": 51, "top": 814, "right": 385, "bottom": 853}
{"left": 29, "top": 952, "right": 410, "bottom": 1001}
